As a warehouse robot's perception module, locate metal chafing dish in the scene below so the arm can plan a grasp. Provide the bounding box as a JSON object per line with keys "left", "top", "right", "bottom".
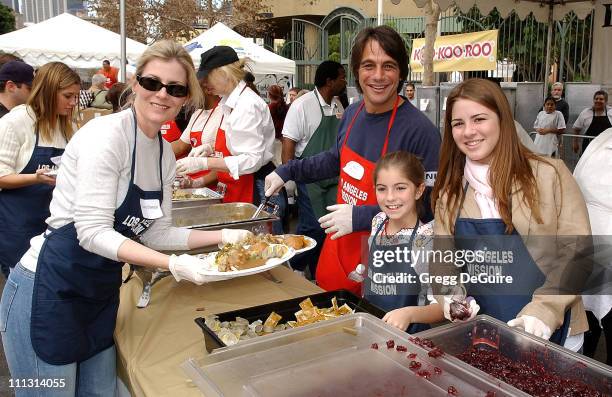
{"left": 171, "top": 187, "right": 222, "bottom": 210}
{"left": 128, "top": 203, "right": 279, "bottom": 309}
{"left": 415, "top": 314, "right": 612, "bottom": 396}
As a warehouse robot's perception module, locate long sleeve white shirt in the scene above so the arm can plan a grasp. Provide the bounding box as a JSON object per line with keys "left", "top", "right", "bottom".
{"left": 20, "top": 109, "right": 190, "bottom": 271}
{"left": 0, "top": 105, "right": 68, "bottom": 182}
{"left": 219, "top": 81, "right": 275, "bottom": 179}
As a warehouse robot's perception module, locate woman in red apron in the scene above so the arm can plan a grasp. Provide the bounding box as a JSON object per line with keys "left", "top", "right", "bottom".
{"left": 175, "top": 46, "right": 278, "bottom": 210}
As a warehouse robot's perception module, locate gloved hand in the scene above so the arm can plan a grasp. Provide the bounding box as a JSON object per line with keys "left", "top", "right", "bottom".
{"left": 318, "top": 204, "right": 353, "bottom": 240}
{"left": 168, "top": 254, "right": 210, "bottom": 285}
{"left": 188, "top": 143, "right": 213, "bottom": 158}
{"left": 442, "top": 296, "right": 480, "bottom": 322}
{"left": 507, "top": 315, "right": 552, "bottom": 340}
{"left": 176, "top": 157, "right": 208, "bottom": 176}
{"left": 264, "top": 172, "right": 285, "bottom": 197}
{"left": 221, "top": 229, "right": 253, "bottom": 244}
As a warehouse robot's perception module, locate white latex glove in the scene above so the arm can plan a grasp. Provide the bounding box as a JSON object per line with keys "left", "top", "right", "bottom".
{"left": 507, "top": 315, "right": 552, "bottom": 340}
{"left": 318, "top": 204, "right": 353, "bottom": 240}
{"left": 221, "top": 229, "right": 253, "bottom": 244}
{"left": 442, "top": 296, "right": 480, "bottom": 322}
{"left": 176, "top": 157, "right": 208, "bottom": 176}
{"left": 188, "top": 143, "right": 213, "bottom": 158}
{"left": 168, "top": 254, "right": 211, "bottom": 285}
{"left": 264, "top": 171, "right": 285, "bottom": 197}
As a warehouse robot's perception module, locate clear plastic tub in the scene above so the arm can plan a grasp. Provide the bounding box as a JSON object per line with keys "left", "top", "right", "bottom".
{"left": 415, "top": 314, "right": 612, "bottom": 396}
{"left": 181, "top": 313, "right": 529, "bottom": 397}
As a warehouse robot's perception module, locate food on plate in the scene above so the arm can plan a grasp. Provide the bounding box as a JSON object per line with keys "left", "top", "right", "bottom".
{"left": 205, "top": 297, "right": 355, "bottom": 346}
{"left": 243, "top": 233, "right": 312, "bottom": 250}
{"left": 215, "top": 242, "right": 288, "bottom": 272}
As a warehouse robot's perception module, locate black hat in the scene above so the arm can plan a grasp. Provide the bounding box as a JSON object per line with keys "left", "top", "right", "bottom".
{"left": 197, "top": 46, "right": 239, "bottom": 79}
{"left": 0, "top": 61, "right": 34, "bottom": 85}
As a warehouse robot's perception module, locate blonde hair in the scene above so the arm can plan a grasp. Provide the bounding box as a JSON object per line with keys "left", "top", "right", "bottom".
{"left": 208, "top": 59, "right": 251, "bottom": 88}
{"left": 134, "top": 40, "right": 204, "bottom": 111}
{"left": 26, "top": 62, "right": 80, "bottom": 143}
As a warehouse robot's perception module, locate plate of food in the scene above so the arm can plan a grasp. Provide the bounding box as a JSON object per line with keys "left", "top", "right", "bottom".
{"left": 196, "top": 242, "right": 295, "bottom": 280}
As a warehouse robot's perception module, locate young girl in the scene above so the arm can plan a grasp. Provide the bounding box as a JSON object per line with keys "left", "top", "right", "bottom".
{"left": 366, "top": 151, "right": 444, "bottom": 332}
{"left": 533, "top": 96, "right": 565, "bottom": 156}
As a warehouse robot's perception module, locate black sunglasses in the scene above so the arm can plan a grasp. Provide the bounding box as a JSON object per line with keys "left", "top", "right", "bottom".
{"left": 136, "top": 75, "right": 188, "bottom": 98}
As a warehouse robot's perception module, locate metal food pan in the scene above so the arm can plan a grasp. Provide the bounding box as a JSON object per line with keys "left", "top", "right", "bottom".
{"left": 171, "top": 187, "right": 222, "bottom": 210}
{"left": 172, "top": 202, "right": 276, "bottom": 232}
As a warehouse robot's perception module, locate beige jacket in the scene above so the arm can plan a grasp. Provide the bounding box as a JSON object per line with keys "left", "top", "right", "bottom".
{"left": 434, "top": 158, "right": 590, "bottom": 335}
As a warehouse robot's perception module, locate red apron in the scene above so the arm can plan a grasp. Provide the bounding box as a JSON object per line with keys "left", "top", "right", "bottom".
{"left": 214, "top": 87, "right": 254, "bottom": 203}
{"left": 188, "top": 102, "right": 221, "bottom": 180}
{"left": 315, "top": 96, "right": 401, "bottom": 295}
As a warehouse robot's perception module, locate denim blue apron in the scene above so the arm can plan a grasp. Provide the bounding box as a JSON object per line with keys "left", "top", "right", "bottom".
{"left": 0, "top": 130, "right": 64, "bottom": 277}
{"left": 30, "top": 109, "right": 164, "bottom": 365}
{"left": 455, "top": 183, "right": 571, "bottom": 345}
{"left": 365, "top": 216, "right": 429, "bottom": 333}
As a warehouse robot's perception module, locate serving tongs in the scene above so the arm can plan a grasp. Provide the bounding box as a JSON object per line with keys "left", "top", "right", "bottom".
{"left": 251, "top": 197, "right": 278, "bottom": 219}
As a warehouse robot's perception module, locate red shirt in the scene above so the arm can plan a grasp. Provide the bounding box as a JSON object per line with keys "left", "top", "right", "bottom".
{"left": 98, "top": 67, "right": 118, "bottom": 89}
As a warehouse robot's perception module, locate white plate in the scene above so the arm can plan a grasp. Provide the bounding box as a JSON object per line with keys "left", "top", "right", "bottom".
{"left": 279, "top": 234, "right": 317, "bottom": 254}
{"left": 196, "top": 245, "right": 295, "bottom": 281}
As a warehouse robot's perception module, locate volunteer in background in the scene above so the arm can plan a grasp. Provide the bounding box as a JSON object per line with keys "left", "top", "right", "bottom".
{"left": 0, "top": 62, "right": 78, "bottom": 279}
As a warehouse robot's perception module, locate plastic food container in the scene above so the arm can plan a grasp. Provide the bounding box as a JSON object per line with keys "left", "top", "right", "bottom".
{"left": 182, "top": 313, "right": 529, "bottom": 397}
{"left": 415, "top": 314, "right": 612, "bottom": 396}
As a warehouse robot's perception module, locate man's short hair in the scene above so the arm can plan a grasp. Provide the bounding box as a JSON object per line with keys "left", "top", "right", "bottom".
{"left": 289, "top": 87, "right": 300, "bottom": 93}
{"left": 552, "top": 82, "right": 563, "bottom": 90}
{"left": 405, "top": 82, "right": 415, "bottom": 90}
{"left": 103, "top": 59, "right": 110, "bottom": 66}
{"left": 314, "top": 61, "right": 344, "bottom": 89}
{"left": 350, "top": 26, "right": 408, "bottom": 93}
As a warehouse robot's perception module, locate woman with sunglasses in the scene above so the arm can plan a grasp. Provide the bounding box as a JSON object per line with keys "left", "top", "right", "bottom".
{"left": 174, "top": 47, "right": 284, "bottom": 232}
{"left": 0, "top": 62, "right": 78, "bottom": 280}
{"left": 0, "top": 41, "right": 251, "bottom": 395}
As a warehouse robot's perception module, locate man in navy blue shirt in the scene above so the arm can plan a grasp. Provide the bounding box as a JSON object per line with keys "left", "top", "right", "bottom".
{"left": 265, "top": 26, "right": 440, "bottom": 292}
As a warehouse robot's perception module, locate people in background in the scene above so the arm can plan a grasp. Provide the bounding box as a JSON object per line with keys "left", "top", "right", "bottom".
{"left": 0, "top": 41, "right": 251, "bottom": 394}
{"left": 82, "top": 73, "right": 112, "bottom": 110}
{"left": 268, "top": 84, "right": 288, "bottom": 140}
{"left": 573, "top": 90, "right": 612, "bottom": 153}
{"left": 533, "top": 96, "right": 565, "bottom": 157}
{"left": 174, "top": 46, "right": 285, "bottom": 232}
{"left": 0, "top": 54, "right": 23, "bottom": 69}
{"left": 432, "top": 78, "right": 588, "bottom": 349}
{"left": 0, "top": 61, "right": 34, "bottom": 118}
{"left": 0, "top": 62, "right": 80, "bottom": 279}
{"left": 281, "top": 60, "right": 346, "bottom": 277}
{"left": 550, "top": 82, "right": 569, "bottom": 124}
{"left": 265, "top": 26, "right": 440, "bottom": 294}
{"left": 98, "top": 59, "right": 118, "bottom": 89}
{"left": 105, "top": 82, "right": 130, "bottom": 113}
{"left": 288, "top": 87, "right": 300, "bottom": 104}
{"left": 404, "top": 82, "right": 417, "bottom": 106}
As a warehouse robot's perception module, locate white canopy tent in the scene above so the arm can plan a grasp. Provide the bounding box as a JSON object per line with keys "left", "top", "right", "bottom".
{"left": 185, "top": 22, "right": 295, "bottom": 76}
{"left": 0, "top": 13, "right": 147, "bottom": 69}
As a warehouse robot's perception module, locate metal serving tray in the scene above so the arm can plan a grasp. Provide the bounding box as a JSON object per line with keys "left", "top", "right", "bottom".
{"left": 196, "top": 289, "right": 386, "bottom": 352}
{"left": 181, "top": 313, "right": 525, "bottom": 397}
{"left": 415, "top": 314, "right": 612, "bottom": 396}
{"left": 171, "top": 187, "right": 222, "bottom": 210}
{"left": 172, "top": 202, "right": 277, "bottom": 232}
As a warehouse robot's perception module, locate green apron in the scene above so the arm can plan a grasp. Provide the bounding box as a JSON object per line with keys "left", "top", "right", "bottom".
{"left": 300, "top": 90, "right": 341, "bottom": 219}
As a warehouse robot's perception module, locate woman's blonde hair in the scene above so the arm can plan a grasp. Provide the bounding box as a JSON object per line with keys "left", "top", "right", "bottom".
{"left": 208, "top": 59, "right": 251, "bottom": 88}
{"left": 432, "top": 78, "right": 550, "bottom": 234}
{"left": 26, "top": 62, "right": 80, "bottom": 143}
{"left": 134, "top": 40, "right": 204, "bottom": 111}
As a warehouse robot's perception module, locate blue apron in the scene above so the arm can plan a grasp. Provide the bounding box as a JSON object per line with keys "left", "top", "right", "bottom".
{"left": 364, "top": 216, "right": 429, "bottom": 333}
{"left": 454, "top": 183, "right": 571, "bottom": 345}
{"left": 0, "top": 130, "right": 64, "bottom": 276}
{"left": 30, "top": 110, "right": 164, "bottom": 365}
